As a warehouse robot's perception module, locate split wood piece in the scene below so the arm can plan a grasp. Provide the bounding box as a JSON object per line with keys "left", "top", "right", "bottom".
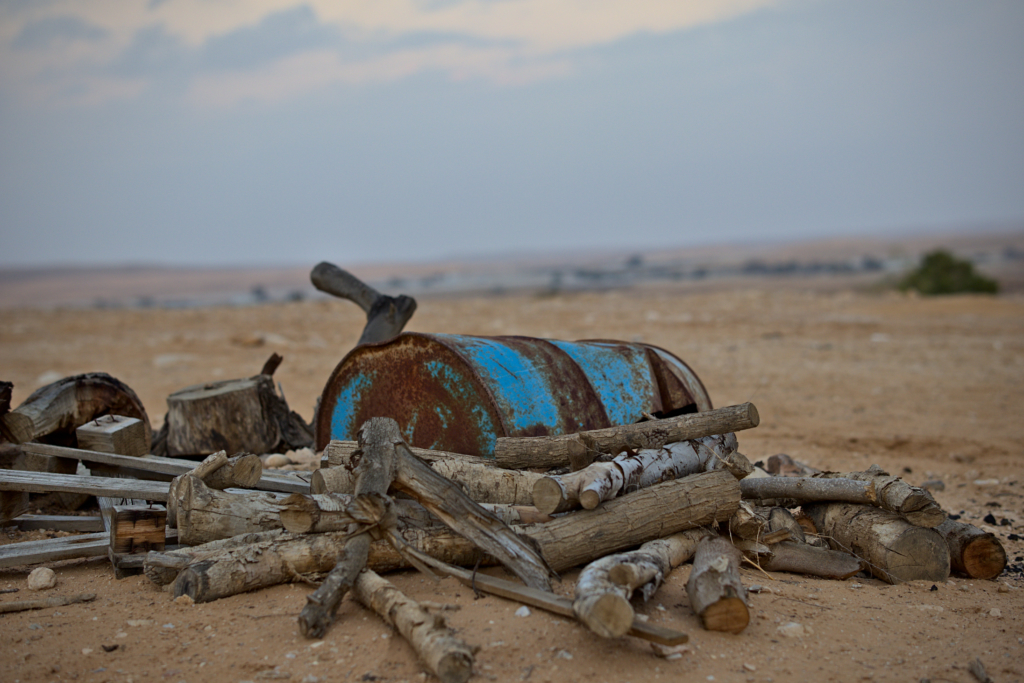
{"left": 727, "top": 502, "right": 773, "bottom": 541}
{"left": 75, "top": 415, "right": 148, "bottom": 457}
{"left": 936, "top": 518, "right": 1007, "bottom": 580}
{"left": 1, "top": 373, "right": 151, "bottom": 448}
{"left": 803, "top": 502, "right": 950, "bottom": 583}
{"left": 439, "top": 563, "right": 688, "bottom": 647}
{"left": 109, "top": 505, "right": 167, "bottom": 554}
{"left": 23, "top": 443, "right": 306, "bottom": 494}
{"left": 526, "top": 469, "right": 740, "bottom": 573}
{"left": 765, "top": 453, "right": 820, "bottom": 477}
{"left": 176, "top": 477, "right": 288, "bottom": 545}
{"left": 766, "top": 507, "right": 806, "bottom": 544}
{"left": 686, "top": 536, "right": 749, "bottom": 634}
{"left": 311, "top": 261, "right": 417, "bottom": 346}
{"left": 818, "top": 465, "right": 946, "bottom": 527}
{"left": 0, "top": 469, "right": 168, "bottom": 501}
{"left": 0, "top": 592, "right": 97, "bottom": 614}
{"left": 739, "top": 477, "right": 877, "bottom": 506}
{"left": 759, "top": 542, "right": 864, "bottom": 579}
{"left": 299, "top": 418, "right": 400, "bottom": 639}
{"left": 494, "top": 402, "right": 759, "bottom": 470}
{"left": 0, "top": 532, "right": 108, "bottom": 569}
{"left": 354, "top": 569, "right": 475, "bottom": 683}
{"left": 533, "top": 434, "right": 738, "bottom": 515}
{"left": 169, "top": 527, "right": 491, "bottom": 602}
{"left": 573, "top": 528, "right": 712, "bottom": 638}
{"left": 10, "top": 514, "right": 105, "bottom": 533}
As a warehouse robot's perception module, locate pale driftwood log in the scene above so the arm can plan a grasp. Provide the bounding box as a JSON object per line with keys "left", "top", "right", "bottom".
{"left": 819, "top": 465, "right": 946, "bottom": 527}
{"left": 686, "top": 536, "right": 749, "bottom": 633}
{"left": 804, "top": 502, "right": 950, "bottom": 583}
{"left": 494, "top": 402, "right": 759, "bottom": 470}
{"left": 75, "top": 415, "right": 148, "bottom": 457}
{"left": 0, "top": 532, "right": 109, "bottom": 569}
{"left": 176, "top": 477, "right": 287, "bottom": 545}
{"left": 533, "top": 434, "right": 738, "bottom": 515}
{"left": 936, "top": 519, "right": 1006, "bottom": 580}
{"left": 1, "top": 373, "right": 151, "bottom": 447}
{"left": 573, "top": 528, "right": 712, "bottom": 638}
{"left": 0, "top": 469, "right": 168, "bottom": 501}
{"left": 759, "top": 542, "right": 864, "bottom": 579}
{"left": 318, "top": 440, "right": 536, "bottom": 505}
{"left": 0, "top": 592, "right": 97, "bottom": 614}
{"left": 299, "top": 418, "right": 400, "bottom": 639}
{"left": 740, "top": 477, "right": 877, "bottom": 506}
{"left": 311, "top": 261, "right": 417, "bottom": 346}
{"left": 354, "top": 569, "right": 475, "bottom": 683}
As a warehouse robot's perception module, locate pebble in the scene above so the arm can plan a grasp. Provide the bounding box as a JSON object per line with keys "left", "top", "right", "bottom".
{"left": 989, "top": 608, "right": 1003, "bottom": 618}
{"left": 974, "top": 479, "right": 1000, "bottom": 486}
{"left": 777, "top": 622, "right": 812, "bottom": 638}
{"left": 998, "top": 584, "right": 1010, "bottom": 593}
{"left": 81, "top": 648, "right": 94, "bottom": 655}
{"left": 127, "top": 619, "right": 154, "bottom": 627}
{"left": 27, "top": 567, "right": 56, "bottom": 591}
{"left": 514, "top": 606, "right": 531, "bottom": 617}
{"left": 556, "top": 650, "right": 573, "bottom": 660}
{"left": 744, "top": 663, "right": 757, "bottom": 672}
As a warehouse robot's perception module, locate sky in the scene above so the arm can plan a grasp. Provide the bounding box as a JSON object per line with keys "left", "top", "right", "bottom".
{"left": 0, "top": 0, "right": 1022, "bottom": 268}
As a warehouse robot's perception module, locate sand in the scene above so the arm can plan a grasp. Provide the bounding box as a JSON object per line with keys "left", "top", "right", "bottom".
{"left": 2, "top": 281, "right": 1023, "bottom": 683}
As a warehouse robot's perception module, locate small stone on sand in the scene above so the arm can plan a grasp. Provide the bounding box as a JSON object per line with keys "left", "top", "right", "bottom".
{"left": 27, "top": 567, "right": 56, "bottom": 591}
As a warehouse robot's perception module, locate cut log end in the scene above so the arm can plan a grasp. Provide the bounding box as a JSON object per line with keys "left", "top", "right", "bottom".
{"left": 962, "top": 537, "right": 1007, "bottom": 580}
{"left": 531, "top": 477, "right": 568, "bottom": 516}
{"left": 744, "top": 402, "right": 760, "bottom": 428}
{"left": 579, "top": 489, "right": 602, "bottom": 511}
{"left": 700, "top": 596, "right": 749, "bottom": 634}
{"left": 435, "top": 652, "right": 474, "bottom": 683}
{"left": 576, "top": 593, "right": 634, "bottom": 639}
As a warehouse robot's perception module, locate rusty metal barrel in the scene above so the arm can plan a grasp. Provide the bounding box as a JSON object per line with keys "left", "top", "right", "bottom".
{"left": 315, "top": 333, "right": 711, "bottom": 458}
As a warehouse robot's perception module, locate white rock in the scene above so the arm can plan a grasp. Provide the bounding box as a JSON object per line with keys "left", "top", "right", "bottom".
{"left": 514, "top": 606, "right": 531, "bottom": 617}
{"left": 27, "top": 567, "right": 56, "bottom": 591}
{"left": 777, "top": 622, "right": 812, "bottom": 638}
{"left": 743, "top": 663, "right": 757, "bottom": 672}
{"left": 989, "top": 608, "right": 1003, "bottom": 618}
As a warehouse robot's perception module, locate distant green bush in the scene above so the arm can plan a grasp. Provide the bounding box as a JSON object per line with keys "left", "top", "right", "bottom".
{"left": 899, "top": 249, "right": 998, "bottom": 295}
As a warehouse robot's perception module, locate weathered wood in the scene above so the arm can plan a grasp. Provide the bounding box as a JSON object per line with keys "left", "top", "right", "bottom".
{"left": 0, "top": 469, "right": 168, "bottom": 501}
{"left": 9, "top": 514, "right": 105, "bottom": 532}
{"left": 311, "top": 261, "right": 417, "bottom": 346}
{"left": 0, "top": 532, "right": 109, "bottom": 568}
{"left": 759, "top": 542, "right": 864, "bottom": 579}
{"left": 354, "top": 569, "right": 475, "bottom": 683}
{"left": 0, "top": 380, "right": 12, "bottom": 422}
{"left": 686, "top": 536, "right": 749, "bottom": 634}
{"left": 110, "top": 505, "right": 167, "bottom": 554}
{"left": 0, "top": 592, "right": 97, "bottom": 614}
{"left": 804, "top": 502, "right": 950, "bottom": 583}
{"left": 573, "top": 528, "right": 712, "bottom": 638}
{"left": 740, "top": 476, "right": 877, "bottom": 506}
{"left": 819, "top": 465, "right": 946, "bottom": 527}
{"left": 533, "top": 434, "right": 738, "bottom": 515}
{"left": 765, "top": 453, "right": 820, "bottom": 477}
{"left": 278, "top": 493, "right": 437, "bottom": 534}
{"left": 526, "top": 470, "right": 740, "bottom": 572}
{"left": 166, "top": 378, "right": 279, "bottom": 456}
{"left": 324, "top": 440, "right": 488, "bottom": 469}
{"left": 936, "top": 519, "right": 1007, "bottom": 580}
{"left": 75, "top": 415, "right": 148, "bottom": 457}
{"left": 176, "top": 477, "right": 287, "bottom": 545}
{"left": 22, "top": 443, "right": 307, "bottom": 494}
{"left": 1, "top": 373, "right": 151, "bottom": 447}
{"left": 1, "top": 491, "right": 31, "bottom": 525}
{"left": 494, "top": 403, "right": 759, "bottom": 470}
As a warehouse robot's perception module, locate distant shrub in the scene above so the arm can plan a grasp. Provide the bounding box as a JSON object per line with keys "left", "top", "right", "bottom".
{"left": 899, "top": 249, "right": 998, "bottom": 295}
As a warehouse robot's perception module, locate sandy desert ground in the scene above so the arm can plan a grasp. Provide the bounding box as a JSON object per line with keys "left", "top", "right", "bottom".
{"left": 1, "top": 276, "right": 1023, "bottom": 683}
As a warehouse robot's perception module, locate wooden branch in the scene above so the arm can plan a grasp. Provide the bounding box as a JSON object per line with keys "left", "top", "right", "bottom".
{"left": 0, "top": 532, "right": 109, "bottom": 569}
{"left": 175, "top": 477, "right": 287, "bottom": 545}
{"left": 324, "top": 440, "right": 489, "bottom": 469}
{"left": 494, "top": 403, "right": 759, "bottom": 470}
{"left": 311, "top": 262, "right": 417, "bottom": 346}
{"left": 765, "top": 453, "right": 820, "bottom": 477}
{"left": 803, "top": 502, "right": 950, "bottom": 583}
{"left": 936, "top": 519, "right": 1007, "bottom": 580}
{"left": 573, "top": 528, "right": 712, "bottom": 638}
{"left": 533, "top": 434, "right": 738, "bottom": 515}
{"left": 0, "top": 372, "right": 151, "bottom": 448}
{"left": 0, "top": 469, "right": 168, "bottom": 501}
{"left": 686, "top": 536, "right": 749, "bottom": 633}
{"left": 818, "top": 465, "right": 946, "bottom": 527}
{"left": 0, "top": 592, "right": 97, "bottom": 614}
{"left": 278, "top": 493, "right": 438, "bottom": 534}
{"left": 739, "top": 477, "right": 877, "bottom": 506}
{"left": 354, "top": 569, "right": 475, "bottom": 683}
{"left": 759, "top": 542, "right": 864, "bottom": 579}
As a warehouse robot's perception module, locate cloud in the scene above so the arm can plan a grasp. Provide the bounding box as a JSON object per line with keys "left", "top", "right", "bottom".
{"left": 0, "top": 0, "right": 784, "bottom": 107}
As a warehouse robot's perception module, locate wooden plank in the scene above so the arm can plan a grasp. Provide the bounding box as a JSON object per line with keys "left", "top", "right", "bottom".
{"left": 21, "top": 443, "right": 310, "bottom": 494}
{"left": 0, "top": 469, "right": 169, "bottom": 501}
{"left": 11, "top": 515, "right": 105, "bottom": 532}
{"left": 76, "top": 415, "right": 148, "bottom": 457}
{"left": 0, "top": 532, "right": 108, "bottom": 568}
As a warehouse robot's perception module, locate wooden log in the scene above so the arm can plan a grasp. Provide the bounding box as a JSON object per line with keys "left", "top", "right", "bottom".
{"left": 936, "top": 519, "right": 1007, "bottom": 580}
{"left": 279, "top": 493, "right": 437, "bottom": 534}
{"left": 759, "top": 542, "right": 864, "bottom": 579}
{"left": 323, "top": 440, "right": 489, "bottom": 469}
{"left": 0, "top": 469, "right": 168, "bottom": 501}
{"left": 819, "top": 465, "right": 946, "bottom": 527}
{"left": 0, "top": 532, "right": 109, "bottom": 568}
{"left": 176, "top": 477, "right": 287, "bottom": 545}
{"left": 766, "top": 507, "right": 806, "bottom": 544}
{"left": 573, "top": 528, "right": 712, "bottom": 638}
{"left": 533, "top": 434, "right": 737, "bottom": 515}
{"left": 494, "top": 403, "right": 759, "bottom": 470}
{"left": 353, "top": 569, "right": 475, "bottom": 683}
{"left": 1, "top": 373, "right": 151, "bottom": 448}
{"left": 686, "top": 536, "right": 749, "bottom": 634}
{"left": 526, "top": 470, "right": 740, "bottom": 572}
{"left": 803, "top": 502, "right": 950, "bottom": 583}
{"left": 75, "top": 415, "right": 148, "bottom": 457}
{"left": 765, "top": 453, "right": 820, "bottom": 477}
{"left": 310, "top": 261, "right": 417, "bottom": 346}
{"left": 0, "top": 592, "right": 97, "bottom": 614}
{"left": 740, "top": 477, "right": 877, "bottom": 506}
{"left": 9, "top": 514, "right": 105, "bottom": 532}
{"left": 166, "top": 377, "right": 280, "bottom": 457}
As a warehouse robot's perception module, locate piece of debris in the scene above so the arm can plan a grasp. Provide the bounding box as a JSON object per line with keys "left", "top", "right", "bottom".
{"left": 776, "top": 621, "right": 812, "bottom": 638}
{"left": 27, "top": 566, "right": 56, "bottom": 591}
{"left": 515, "top": 606, "right": 531, "bottom": 617}
{"left": 968, "top": 657, "right": 995, "bottom": 683}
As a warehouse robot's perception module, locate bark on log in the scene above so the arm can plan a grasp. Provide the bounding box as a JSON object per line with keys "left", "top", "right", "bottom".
{"left": 353, "top": 569, "right": 474, "bottom": 683}
{"left": 936, "top": 519, "right": 1007, "bottom": 580}
{"left": 804, "top": 502, "right": 950, "bottom": 583}
{"left": 494, "top": 403, "right": 760, "bottom": 470}
{"left": 533, "top": 434, "right": 738, "bottom": 515}
{"left": 759, "top": 542, "right": 864, "bottom": 579}
{"left": 0, "top": 373, "right": 151, "bottom": 448}
{"left": 686, "top": 536, "right": 749, "bottom": 634}
{"left": 818, "top": 465, "right": 946, "bottom": 527}
{"left": 176, "top": 477, "right": 287, "bottom": 545}
{"left": 573, "top": 528, "right": 712, "bottom": 638}
{"left": 311, "top": 261, "right": 417, "bottom": 346}
{"left": 165, "top": 376, "right": 279, "bottom": 457}
{"left": 323, "top": 440, "right": 488, "bottom": 469}
{"left": 0, "top": 592, "right": 97, "bottom": 614}
{"left": 740, "top": 477, "right": 877, "bottom": 506}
